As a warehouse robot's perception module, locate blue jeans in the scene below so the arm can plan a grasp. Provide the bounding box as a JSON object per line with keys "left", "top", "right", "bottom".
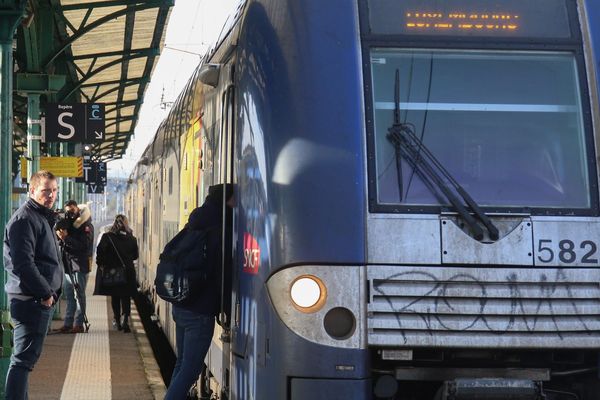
{"left": 63, "top": 272, "right": 88, "bottom": 327}
{"left": 164, "top": 308, "right": 215, "bottom": 400}
{"left": 6, "top": 298, "right": 54, "bottom": 400}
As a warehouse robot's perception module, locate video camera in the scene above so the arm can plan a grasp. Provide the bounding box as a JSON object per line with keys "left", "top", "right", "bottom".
{"left": 54, "top": 209, "right": 77, "bottom": 232}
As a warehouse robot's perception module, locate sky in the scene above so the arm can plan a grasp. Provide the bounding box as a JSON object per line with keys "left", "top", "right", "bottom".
{"left": 107, "top": 0, "right": 240, "bottom": 178}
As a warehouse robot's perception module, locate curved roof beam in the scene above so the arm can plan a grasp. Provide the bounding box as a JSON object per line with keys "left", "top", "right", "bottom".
{"left": 59, "top": 48, "right": 158, "bottom": 101}
{"left": 105, "top": 99, "right": 142, "bottom": 115}
{"left": 91, "top": 77, "right": 147, "bottom": 102}
{"left": 44, "top": 0, "right": 169, "bottom": 71}
{"left": 105, "top": 116, "right": 134, "bottom": 130}
{"left": 59, "top": 0, "right": 156, "bottom": 11}
{"left": 80, "top": 77, "right": 144, "bottom": 88}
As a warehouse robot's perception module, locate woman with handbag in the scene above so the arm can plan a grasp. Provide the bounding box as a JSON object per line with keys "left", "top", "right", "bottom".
{"left": 94, "top": 214, "right": 139, "bottom": 333}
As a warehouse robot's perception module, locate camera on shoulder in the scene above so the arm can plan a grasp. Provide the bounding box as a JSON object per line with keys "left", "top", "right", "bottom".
{"left": 54, "top": 210, "right": 76, "bottom": 231}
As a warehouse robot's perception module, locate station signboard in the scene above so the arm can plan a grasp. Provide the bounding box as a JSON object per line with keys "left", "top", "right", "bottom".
{"left": 20, "top": 156, "right": 83, "bottom": 179}
{"left": 45, "top": 103, "right": 105, "bottom": 143}
{"left": 76, "top": 158, "right": 107, "bottom": 187}
{"left": 87, "top": 183, "right": 105, "bottom": 194}
{"left": 80, "top": 158, "right": 107, "bottom": 194}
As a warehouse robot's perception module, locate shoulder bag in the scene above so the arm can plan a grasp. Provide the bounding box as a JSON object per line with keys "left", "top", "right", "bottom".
{"left": 99, "top": 234, "right": 127, "bottom": 287}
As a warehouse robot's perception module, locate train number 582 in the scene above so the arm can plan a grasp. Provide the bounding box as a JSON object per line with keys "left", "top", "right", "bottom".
{"left": 537, "top": 239, "right": 599, "bottom": 264}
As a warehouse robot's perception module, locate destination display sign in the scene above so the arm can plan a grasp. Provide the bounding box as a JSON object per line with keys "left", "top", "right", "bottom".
{"left": 367, "top": 0, "right": 571, "bottom": 38}
{"left": 20, "top": 156, "right": 83, "bottom": 179}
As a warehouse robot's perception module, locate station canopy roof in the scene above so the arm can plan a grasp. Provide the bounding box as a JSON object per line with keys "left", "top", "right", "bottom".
{"left": 13, "top": 0, "right": 173, "bottom": 162}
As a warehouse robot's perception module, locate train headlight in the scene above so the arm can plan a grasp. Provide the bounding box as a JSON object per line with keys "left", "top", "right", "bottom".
{"left": 267, "top": 265, "right": 364, "bottom": 349}
{"left": 290, "top": 275, "right": 327, "bottom": 313}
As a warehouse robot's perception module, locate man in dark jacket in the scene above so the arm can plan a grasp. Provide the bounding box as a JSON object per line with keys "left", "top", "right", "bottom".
{"left": 3, "top": 170, "right": 63, "bottom": 399}
{"left": 55, "top": 199, "right": 93, "bottom": 333}
{"left": 164, "top": 183, "right": 234, "bottom": 400}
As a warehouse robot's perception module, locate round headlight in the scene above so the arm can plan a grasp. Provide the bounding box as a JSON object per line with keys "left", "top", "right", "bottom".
{"left": 290, "top": 275, "right": 327, "bottom": 313}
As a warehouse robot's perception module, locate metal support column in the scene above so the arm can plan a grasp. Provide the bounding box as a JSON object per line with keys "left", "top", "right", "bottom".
{"left": 0, "top": 33, "right": 13, "bottom": 379}
{"left": 0, "top": 2, "right": 27, "bottom": 396}
{"left": 73, "top": 144, "right": 83, "bottom": 204}
{"left": 60, "top": 143, "right": 69, "bottom": 205}
{"left": 26, "top": 93, "right": 40, "bottom": 179}
{"left": 78, "top": 182, "right": 86, "bottom": 204}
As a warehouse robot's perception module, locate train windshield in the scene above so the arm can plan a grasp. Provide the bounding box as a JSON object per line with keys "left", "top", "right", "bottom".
{"left": 371, "top": 49, "right": 591, "bottom": 209}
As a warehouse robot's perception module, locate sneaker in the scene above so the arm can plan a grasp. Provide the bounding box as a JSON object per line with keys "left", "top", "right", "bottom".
{"left": 53, "top": 326, "right": 73, "bottom": 334}
{"left": 71, "top": 326, "right": 86, "bottom": 334}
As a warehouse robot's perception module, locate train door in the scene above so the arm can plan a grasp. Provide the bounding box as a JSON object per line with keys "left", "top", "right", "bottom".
{"left": 202, "top": 60, "right": 237, "bottom": 399}
{"left": 220, "top": 66, "right": 236, "bottom": 400}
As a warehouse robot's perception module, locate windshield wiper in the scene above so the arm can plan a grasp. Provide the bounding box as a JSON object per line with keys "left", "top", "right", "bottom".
{"left": 386, "top": 69, "right": 499, "bottom": 241}
{"left": 389, "top": 69, "right": 404, "bottom": 201}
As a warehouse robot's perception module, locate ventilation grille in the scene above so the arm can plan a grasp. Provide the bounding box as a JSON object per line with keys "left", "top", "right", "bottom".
{"left": 367, "top": 266, "right": 600, "bottom": 348}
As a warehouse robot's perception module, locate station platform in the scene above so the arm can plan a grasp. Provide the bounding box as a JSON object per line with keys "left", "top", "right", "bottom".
{"left": 28, "top": 270, "right": 166, "bottom": 400}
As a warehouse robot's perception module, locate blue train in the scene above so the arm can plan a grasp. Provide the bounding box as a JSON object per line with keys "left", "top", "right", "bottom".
{"left": 125, "top": 1, "right": 600, "bottom": 399}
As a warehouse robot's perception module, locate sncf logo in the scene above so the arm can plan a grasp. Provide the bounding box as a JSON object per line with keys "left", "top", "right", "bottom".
{"left": 243, "top": 232, "right": 260, "bottom": 275}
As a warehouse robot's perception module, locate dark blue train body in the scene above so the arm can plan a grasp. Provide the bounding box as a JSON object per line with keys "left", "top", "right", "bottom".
{"left": 588, "top": 0, "right": 600, "bottom": 96}
{"left": 237, "top": 0, "right": 366, "bottom": 267}
{"left": 233, "top": 2, "right": 368, "bottom": 398}
{"left": 128, "top": 1, "right": 600, "bottom": 399}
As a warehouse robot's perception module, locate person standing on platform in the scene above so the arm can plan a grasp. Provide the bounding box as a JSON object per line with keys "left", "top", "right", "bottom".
{"left": 164, "top": 183, "right": 234, "bottom": 400}
{"left": 3, "top": 170, "right": 63, "bottom": 400}
{"left": 54, "top": 200, "right": 94, "bottom": 334}
{"left": 94, "top": 214, "right": 138, "bottom": 333}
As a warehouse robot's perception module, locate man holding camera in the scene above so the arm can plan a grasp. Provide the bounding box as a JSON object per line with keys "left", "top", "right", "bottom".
{"left": 54, "top": 199, "right": 94, "bottom": 334}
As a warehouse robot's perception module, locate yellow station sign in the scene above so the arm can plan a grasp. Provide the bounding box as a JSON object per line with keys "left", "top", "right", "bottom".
{"left": 21, "top": 157, "right": 84, "bottom": 179}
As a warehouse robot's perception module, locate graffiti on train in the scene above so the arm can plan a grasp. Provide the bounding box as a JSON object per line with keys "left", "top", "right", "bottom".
{"left": 371, "top": 268, "right": 596, "bottom": 341}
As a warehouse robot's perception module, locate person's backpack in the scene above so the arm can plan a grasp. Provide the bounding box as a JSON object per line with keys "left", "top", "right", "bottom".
{"left": 154, "top": 227, "right": 214, "bottom": 304}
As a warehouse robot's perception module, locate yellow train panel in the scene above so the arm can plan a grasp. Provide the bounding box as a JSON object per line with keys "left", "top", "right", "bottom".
{"left": 179, "top": 118, "right": 202, "bottom": 229}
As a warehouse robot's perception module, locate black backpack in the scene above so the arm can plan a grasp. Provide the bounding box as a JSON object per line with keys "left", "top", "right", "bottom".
{"left": 154, "top": 227, "right": 213, "bottom": 304}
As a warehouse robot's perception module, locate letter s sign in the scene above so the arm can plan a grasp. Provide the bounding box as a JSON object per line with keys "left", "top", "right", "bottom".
{"left": 57, "top": 112, "right": 75, "bottom": 139}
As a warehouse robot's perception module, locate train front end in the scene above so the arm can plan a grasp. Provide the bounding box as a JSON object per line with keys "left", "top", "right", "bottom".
{"left": 237, "top": 0, "right": 600, "bottom": 399}
{"left": 362, "top": 0, "right": 600, "bottom": 399}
